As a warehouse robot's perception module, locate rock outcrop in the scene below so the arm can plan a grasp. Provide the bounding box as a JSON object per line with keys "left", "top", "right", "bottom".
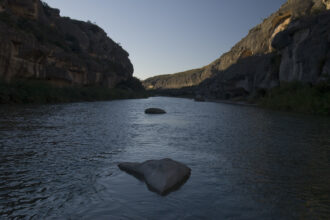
{"left": 118, "top": 158, "right": 191, "bottom": 195}
{"left": 272, "top": 12, "right": 330, "bottom": 83}
{"left": 145, "top": 0, "right": 330, "bottom": 100}
{"left": 0, "top": 0, "right": 134, "bottom": 88}
{"left": 145, "top": 108, "right": 166, "bottom": 114}
{"left": 199, "top": 1, "right": 330, "bottom": 99}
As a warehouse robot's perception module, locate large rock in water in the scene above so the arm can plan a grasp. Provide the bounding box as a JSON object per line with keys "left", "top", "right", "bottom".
{"left": 118, "top": 158, "right": 191, "bottom": 195}
{"left": 145, "top": 108, "right": 166, "bottom": 114}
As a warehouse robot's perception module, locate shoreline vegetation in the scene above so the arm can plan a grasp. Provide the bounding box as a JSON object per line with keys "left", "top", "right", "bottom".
{"left": 148, "top": 81, "right": 330, "bottom": 116}
{"left": 1, "top": 80, "right": 329, "bottom": 116}
{"left": 258, "top": 81, "right": 330, "bottom": 116}
{"left": 0, "top": 80, "right": 148, "bottom": 104}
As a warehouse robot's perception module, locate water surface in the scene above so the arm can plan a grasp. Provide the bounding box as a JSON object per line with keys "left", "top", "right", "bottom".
{"left": 0, "top": 97, "right": 329, "bottom": 219}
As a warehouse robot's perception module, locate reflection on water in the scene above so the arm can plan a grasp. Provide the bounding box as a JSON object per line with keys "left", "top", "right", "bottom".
{"left": 0, "top": 97, "right": 329, "bottom": 219}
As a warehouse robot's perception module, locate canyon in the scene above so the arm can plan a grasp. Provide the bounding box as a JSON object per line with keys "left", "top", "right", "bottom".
{"left": 0, "top": 0, "right": 136, "bottom": 88}
{"left": 143, "top": 0, "right": 330, "bottom": 102}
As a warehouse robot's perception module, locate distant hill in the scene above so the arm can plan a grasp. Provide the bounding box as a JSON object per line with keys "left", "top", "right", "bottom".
{"left": 143, "top": 68, "right": 209, "bottom": 89}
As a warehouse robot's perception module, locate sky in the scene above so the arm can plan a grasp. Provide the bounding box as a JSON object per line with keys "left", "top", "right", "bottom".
{"left": 43, "top": 0, "right": 287, "bottom": 80}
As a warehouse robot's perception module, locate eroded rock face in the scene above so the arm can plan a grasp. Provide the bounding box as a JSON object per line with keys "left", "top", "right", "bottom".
{"left": 3, "top": 0, "right": 39, "bottom": 19}
{"left": 118, "top": 158, "right": 191, "bottom": 195}
{"left": 199, "top": 53, "right": 281, "bottom": 99}
{"left": 272, "top": 12, "right": 330, "bottom": 83}
{"left": 323, "top": 0, "right": 330, "bottom": 9}
{"left": 0, "top": 0, "right": 134, "bottom": 88}
{"left": 200, "top": 0, "right": 329, "bottom": 93}
{"left": 144, "top": 0, "right": 330, "bottom": 100}
{"left": 198, "top": 0, "right": 330, "bottom": 99}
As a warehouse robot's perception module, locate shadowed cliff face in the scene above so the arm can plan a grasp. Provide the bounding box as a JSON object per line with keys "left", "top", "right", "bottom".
{"left": 199, "top": 6, "right": 330, "bottom": 99}
{"left": 0, "top": 0, "right": 134, "bottom": 88}
{"left": 144, "top": 0, "right": 330, "bottom": 99}
{"left": 202, "top": 0, "right": 329, "bottom": 80}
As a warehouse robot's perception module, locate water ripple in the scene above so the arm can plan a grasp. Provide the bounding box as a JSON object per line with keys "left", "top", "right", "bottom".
{"left": 0, "top": 97, "right": 329, "bottom": 219}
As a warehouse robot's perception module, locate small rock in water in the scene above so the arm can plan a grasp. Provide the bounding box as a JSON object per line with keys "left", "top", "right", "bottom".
{"left": 118, "top": 158, "right": 191, "bottom": 195}
{"left": 145, "top": 108, "right": 166, "bottom": 114}
{"left": 194, "top": 95, "right": 205, "bottom": 102}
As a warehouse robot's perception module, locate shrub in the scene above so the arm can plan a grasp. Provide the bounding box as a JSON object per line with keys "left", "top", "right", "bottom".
{"left": 0, "top": 80, "right": 148, "bottom": 104}
{"left": 259, "top": 81, "right": 330, "bottom": 115}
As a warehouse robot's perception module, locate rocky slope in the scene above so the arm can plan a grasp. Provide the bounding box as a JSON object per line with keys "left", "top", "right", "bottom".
{"left": 0, "top": 0, "right": 134, "bottom": 88}
{"left": 145, "top": 0, "right": 330, "bottom": 100}
{"left": 142, "top": 68, "right": 208, "bottom": 89}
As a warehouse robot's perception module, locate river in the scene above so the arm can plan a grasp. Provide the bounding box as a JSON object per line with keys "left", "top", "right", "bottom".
{"left": 0, "top": 97, "right": 329, "bottom": 219}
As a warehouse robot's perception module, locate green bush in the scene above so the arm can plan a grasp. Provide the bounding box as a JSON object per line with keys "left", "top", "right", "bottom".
{"left": 0, "top": 12, "right": 14, "bottom": 26}
{"left": 0, "top": 80, "right": 148, "bottom": 104}
{"left": 259, "top": 81, "right": 330, "bottom": 115}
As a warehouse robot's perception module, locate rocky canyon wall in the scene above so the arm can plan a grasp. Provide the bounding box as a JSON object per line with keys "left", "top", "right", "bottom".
{"left": 144, "top": 0, "right": 330, "bottom": 100}
{"left": 0, "top": 0, "right": 134, "bottom": 88}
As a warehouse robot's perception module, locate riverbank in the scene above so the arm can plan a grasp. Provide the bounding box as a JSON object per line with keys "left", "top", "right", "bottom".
{"left": 206, "top": 99, "right": 257, "bottom": 107}
{"left": 0, "top": 80, "right": 149, "bottom": 104}
{"left": 148, "top": 81, "right": 330, "bottom": 116}
{"left": 258, "top": 82, "right": 330, "bottom": 116}
{"left": 205, "top": 82, "right": 330, "bottom": 116}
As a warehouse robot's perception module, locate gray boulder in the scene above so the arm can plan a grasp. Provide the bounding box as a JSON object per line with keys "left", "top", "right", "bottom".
{"left": 194, "top": 95, "right": 205, "bottom": 102}
{"left": 118, "top": 158, "right": 191, "bottom": 195}
{"left": 145, "top": 108, "right": 166, "bottom": 114}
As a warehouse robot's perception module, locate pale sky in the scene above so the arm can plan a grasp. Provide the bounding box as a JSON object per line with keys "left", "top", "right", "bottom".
{"left": 43, "top": 0, "right": 287, "bottom": 80}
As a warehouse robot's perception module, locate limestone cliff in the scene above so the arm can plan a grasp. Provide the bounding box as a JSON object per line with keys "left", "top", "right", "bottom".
{"left": 145, "top": 0, "right": 330, "bottom": 100}
{"left": 0, "top": 0, "right": 134, "bottom": 88}
{"left": 199, "top": 0, "right": 330, "bottom": 99}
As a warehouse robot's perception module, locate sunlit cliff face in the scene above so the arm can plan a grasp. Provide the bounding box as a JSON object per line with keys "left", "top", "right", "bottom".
{"left": 323, "top": 0, "right": 330, "bottom": 9}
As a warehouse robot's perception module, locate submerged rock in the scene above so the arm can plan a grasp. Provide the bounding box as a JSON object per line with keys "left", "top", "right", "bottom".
{"left": 145, "top": 108, "right": 166, "bottom": 114}
{"left": 194, "top": 95, "right": 205, "bottom": 102}
{"left": 118, "top": 158, "right": 191, "bottom": 195}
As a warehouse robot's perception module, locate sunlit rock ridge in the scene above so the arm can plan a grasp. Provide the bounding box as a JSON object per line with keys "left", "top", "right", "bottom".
{"left": 143, "top": 0, "right": 330, "bottom": 99}
{"left": 0, "top": 0, "right": 134, "bottom": 88}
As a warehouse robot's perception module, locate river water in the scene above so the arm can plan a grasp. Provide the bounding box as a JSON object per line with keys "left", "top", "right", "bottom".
{"left": 0, "top": 97, "right": 329, "bottom": 219}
